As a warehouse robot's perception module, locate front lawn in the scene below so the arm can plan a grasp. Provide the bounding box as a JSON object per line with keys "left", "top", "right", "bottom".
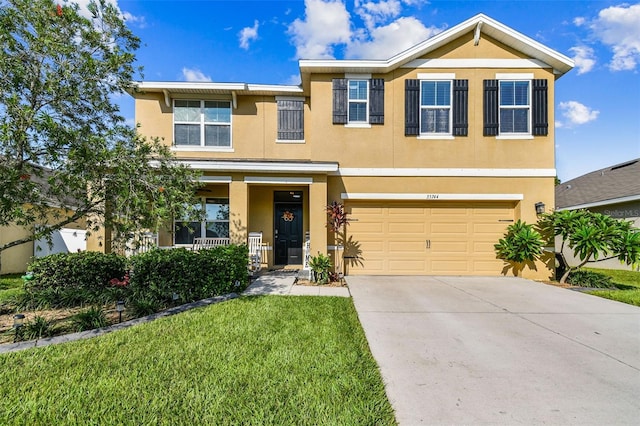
{"left": 0, "top": 296, "right": 396, "bottom": 425}
{"left": 585, "top": 268, "right": 640, "bottom": 307}
{"left": 0, "top": 274, "right": 24, "bottom": 304}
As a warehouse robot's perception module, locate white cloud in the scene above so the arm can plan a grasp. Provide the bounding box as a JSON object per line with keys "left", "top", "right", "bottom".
{"left": 284, "top": 74, "right": 302, "bottom": 85}
{"left": 355, "top": 0, "right": 402, "bottom": 30}
{"left": 569, "top": 46, "right": 596, "bottom": 74}
{"left": 557, "top": 101, "right": 599, "bottom": 127}
{"left": 590, "top": 3, "right": 640, "bottom": 71}
{"left": 288, "top": 0, "right": 352, "bottom": 59}
{"left": 72, "top": 0, "right": 145, "bottom": 27}
{"left": 573, "top": 16, "right": 586, "bottom": 26}
{"left": 181, "top": 68, "right": 212, "bottom": 82}
{"left": 346, "top": 16, "right": 442, "bottom": 59}
{"left": 288, "top": 0, "right": 439, "bottom": 60}
{"left": 239, "top": 20, "right": 260, "bottom": 50}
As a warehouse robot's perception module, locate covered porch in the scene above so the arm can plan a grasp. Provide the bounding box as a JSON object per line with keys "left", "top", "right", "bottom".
{"left": 156, "top": 160, "right": 338, "bottom": 271}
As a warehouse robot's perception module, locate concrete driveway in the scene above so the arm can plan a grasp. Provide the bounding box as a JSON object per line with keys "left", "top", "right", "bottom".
{"left": 347, "top": 276, "right": 640, "bottom": 425}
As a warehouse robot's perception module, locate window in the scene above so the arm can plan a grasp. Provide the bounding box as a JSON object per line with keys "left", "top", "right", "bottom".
{"left": 348, "top": 80, "right": 368, "bottom": 123}
{"left": 499, "top": 81, "right": 530, "bottom": 134}
{"left": 174, "top": 198, "right": 229, "bottom": 244}
{"left": 174, "top": 100, "right": 231, "bottom": 147}
{"left": 277, "top": 98, "right": 304, "bottom": 141}
{"left": 332, "top": 78, "right": 384, "bottom": 125}
{"left": 420, "top": 81, "right": 451, "bottom": 134}
{"left": 405, "top": 78, "right": 468, "bottom": 137}
{"left": 483, "top": 78, "right": 548, "bottom": 137}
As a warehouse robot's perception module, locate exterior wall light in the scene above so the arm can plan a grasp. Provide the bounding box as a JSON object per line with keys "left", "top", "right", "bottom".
{"left": 535, "top": 202, "right": 546, "bottom": 215}
{"left": 13, "top": 314, "right": 25, "bottom": 342}
{"left": 116, "top": 301, "right": 125, "bottom": 323}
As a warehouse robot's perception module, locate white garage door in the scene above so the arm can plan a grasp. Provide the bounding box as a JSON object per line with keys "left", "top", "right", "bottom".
{"left": 345, "top": 202, "right": 514, "bottom": 275}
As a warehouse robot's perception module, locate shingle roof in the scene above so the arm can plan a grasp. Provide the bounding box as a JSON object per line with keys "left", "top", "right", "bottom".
{"left": 555, "top": 158, "right": 640, "bottom": 209}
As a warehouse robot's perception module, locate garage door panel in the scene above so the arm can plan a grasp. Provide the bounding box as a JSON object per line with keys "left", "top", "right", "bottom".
{"left": 431, "top": 260, "right": 469, "bottom": 273}
{"left": 350, "top": 222, "right": 384, "bottom": 233}
{"left": 358, "top": 241, "right": 384, "bottom": 252}
{"left": 389, "top": 222, "right": 426, "bottom": 234}
{"left": 431, "top": 222, "right": 469, "bottom": 234}
{"left": 389, "top": 241, "right": 425, "bottom": 252}
{"left": 389, "top": 259, "right": 427, "bottom": 272}
{"left": 434, "top": 241, "right": 469, "bottom": 253}
{"left": 474, "top": 223, "right": 510, "bottom": 234}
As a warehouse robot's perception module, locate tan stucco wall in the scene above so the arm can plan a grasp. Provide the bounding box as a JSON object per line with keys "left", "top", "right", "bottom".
{"left": 131, "top": 28, "right": 560, "bottom": 278}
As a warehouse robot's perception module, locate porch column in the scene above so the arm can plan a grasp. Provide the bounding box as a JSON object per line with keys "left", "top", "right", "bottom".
{"left": 309, "top": 177, "right": 327, "bottom": 256}
{"left": 229, "top": 179, "right": 248, "bottom": 244}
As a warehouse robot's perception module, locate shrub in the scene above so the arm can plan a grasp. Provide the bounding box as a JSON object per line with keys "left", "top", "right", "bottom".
{"left": 71, "top": 306, "right": 108, "bottom": 332}
{"left": 25, "top": 252, "right": 128, "bottom": 307}
{"left": 128, "top": 296, "right": 164, "bottom": 318}
{"left": 567, "top": 269, "right": 615, "bottom": 289}
{"left": 128, "top": 245, "right": 249, "bottom": 304}
{"left": 309, "top": 252, "right": 332, "bottom": 284}
{"left": 22, "top": 316, "right": 57, "bottom": 340}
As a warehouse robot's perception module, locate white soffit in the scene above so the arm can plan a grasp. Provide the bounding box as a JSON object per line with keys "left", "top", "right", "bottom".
{"left": 341, "top": 193, "right": 524, "bottom": 201}
{"left": 334, "top": 168, "right": 557, "bottom": 177}
{"left": 244, "top": 177, "right": 313, "bottom": 185}
{"left": 173, "top": 160, "right": 339, "bottom": 173}
{"left": 198, "top": 176, "right": 232, "bottom": 183}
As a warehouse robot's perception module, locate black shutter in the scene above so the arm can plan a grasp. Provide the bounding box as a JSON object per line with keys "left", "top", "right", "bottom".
{"left": 332, "top": 78, "right": 347, "bottom": 124}
{"left": 483, "top": 79, "right": 499, "bottom": 136}
{"left": 405, "top": 79, "right": 420, "bottom": 136}
{"left": 369, "top": 78, "right": 385, "bottom": 124}
{"left": 277, "top": 99, "right": 304, "bottom": 140}
{"left": 452, "top": 79, "right": 468, "bottom": 136}
{"left": 532, "top": 79, "right": 548, "bottom": 136}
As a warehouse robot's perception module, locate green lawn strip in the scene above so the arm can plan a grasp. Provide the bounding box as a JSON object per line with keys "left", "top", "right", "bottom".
{"left": 585, "top": 289, "right": 640, "bottom": 307}
{"left": 584, "top": 268, "right": 640, "bottom": 306}
{"left": 0, "top": 274, "right": 24, "bottom": 304}
{"left": 0, "top": 296, "right": 396, "bottom": 425}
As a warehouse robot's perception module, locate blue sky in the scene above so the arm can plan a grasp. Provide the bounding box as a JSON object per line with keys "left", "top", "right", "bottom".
{"left": 96, "top": 0, "right": 639, "bottom": 182}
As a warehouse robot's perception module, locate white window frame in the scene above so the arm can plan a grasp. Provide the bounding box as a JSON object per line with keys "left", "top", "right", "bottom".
{"left": 174, "top": 197, "right": 230, "bottom": 245}
{"left": 496, "top": 73, "right": 532, "bottom": 139}
{"left": 173, "top": 100, "right": 233, "bottom": 151}
{"left": 347, "top": 79, "right": 369, "bottom": 124}
{"left": 417, "top": 73, "right": 454, "bottom": 140}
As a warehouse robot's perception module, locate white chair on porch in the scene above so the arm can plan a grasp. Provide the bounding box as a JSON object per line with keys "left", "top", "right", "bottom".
{"left": 248, "top": 232, "right": 263, "bottom": 273}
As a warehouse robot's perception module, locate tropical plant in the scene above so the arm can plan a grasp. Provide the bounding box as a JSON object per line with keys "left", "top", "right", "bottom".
{"left": 309, "top": 252, "right": 332, "bottom": 284}
{"left": 326, "top": 201, "right": 351, "bottom": 277}
{"left": 538, "top": 210, "right": 640, "bottom": 283}
{"left": 0, "top": 0, "right": 202, "bottom": 271}
{"left": 494, "top": 220, "right": 544, "bottom": 276}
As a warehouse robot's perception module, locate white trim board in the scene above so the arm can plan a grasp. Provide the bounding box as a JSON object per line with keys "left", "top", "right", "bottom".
{"left": 244, "top": 177, "right": 313, "bottom": 185}
{"left": 333, "top": 168, "right": 556, "bottom": 177}
{"left": 341, "top": 193, "right": 524, "bottom": 201}
{"left": 405, "top": 59, "right": 549, "bottom": 69}
{"left": 160, "top": 160, "right": 339, "bottom": 173}
{"left": 556, "top": 194, "right": 640, "bottom": 211}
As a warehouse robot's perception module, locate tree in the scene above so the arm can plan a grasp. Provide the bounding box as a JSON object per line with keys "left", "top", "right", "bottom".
{"left": 538, "top": 210, "right": 640, "bottom": 283}
{"left": 0, "top": 0, "right": 201, "bottom": 270}
{"left": 494, "top": 220, "right": 544, "bottom": 276}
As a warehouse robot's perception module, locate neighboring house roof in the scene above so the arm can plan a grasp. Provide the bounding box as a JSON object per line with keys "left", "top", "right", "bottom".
{"left": 132, "top": 13, "right": 574, "bottom": 100}
{"left": 555, "top": 159, "right": 640, "bottom": 210}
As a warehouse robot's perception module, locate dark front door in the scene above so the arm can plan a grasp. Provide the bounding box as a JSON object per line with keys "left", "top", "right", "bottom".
{"left": 274, "top": 202, "right": 303, "bottom": 265}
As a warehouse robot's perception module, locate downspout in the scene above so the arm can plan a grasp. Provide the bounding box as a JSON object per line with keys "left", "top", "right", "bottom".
{"left": 162, "top": 89, "right": 171, "bottom": 108}
{"left": 474, "top": 21, "right": 483, "bottom": 46}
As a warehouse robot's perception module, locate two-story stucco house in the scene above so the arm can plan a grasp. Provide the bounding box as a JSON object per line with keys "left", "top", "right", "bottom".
{"left": 121, "top": 14, "right": 573, "bottom": 279}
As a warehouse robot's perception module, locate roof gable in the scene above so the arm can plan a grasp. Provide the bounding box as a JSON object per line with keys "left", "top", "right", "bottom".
{"left": 299, "top": 13, "right": 574, "bottom": 77}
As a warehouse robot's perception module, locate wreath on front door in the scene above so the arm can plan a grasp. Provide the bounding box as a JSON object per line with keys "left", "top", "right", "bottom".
{"left": 282, "top": 210, "right": 295, "bottom": 222}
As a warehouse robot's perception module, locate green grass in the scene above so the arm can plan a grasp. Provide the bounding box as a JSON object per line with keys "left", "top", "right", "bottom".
{"left": 0, "top": 274, "right": 24, "bottom": 304}
{"left": 0, "top": 296, "right": 396, "bottom": 425}
{"left": 584, "top": 268, "right": 640, "bottom": 307}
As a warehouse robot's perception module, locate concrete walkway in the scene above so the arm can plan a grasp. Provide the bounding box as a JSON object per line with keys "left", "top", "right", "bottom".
{"left": 348, "top": 275, "right": 640, "bottom": 425}
{"left": 243, "top": 270, "right": 350, "bottom": 297}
